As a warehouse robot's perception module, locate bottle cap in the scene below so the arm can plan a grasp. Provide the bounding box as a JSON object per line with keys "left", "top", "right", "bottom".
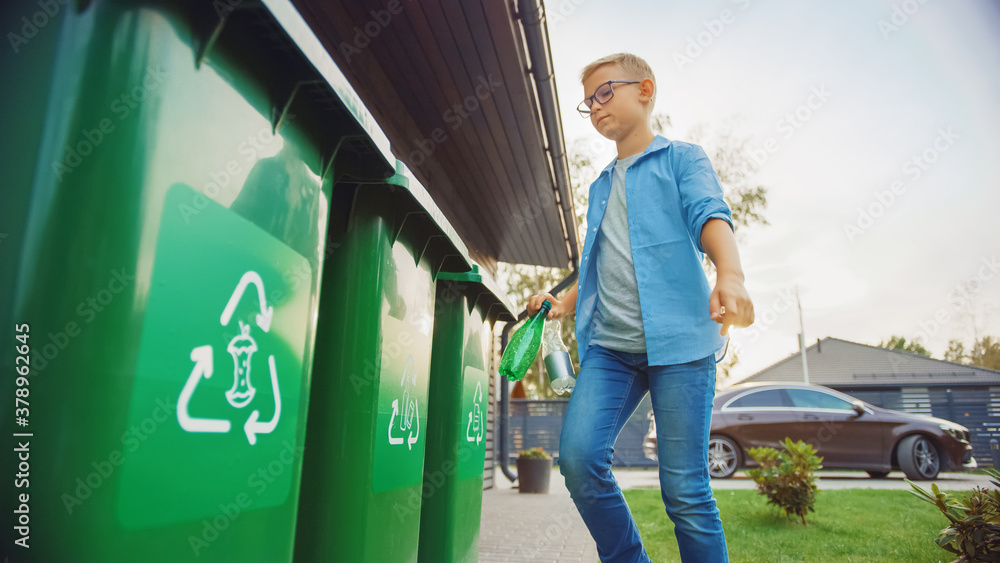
{"left": 541, "top": 299, "right": 552, "bottom": 312}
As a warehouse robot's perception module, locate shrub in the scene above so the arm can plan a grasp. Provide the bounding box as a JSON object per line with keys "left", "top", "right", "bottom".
{"left": 746, "top": 437, "right": 823, "bottom": 524}
{"left": 907, "top": 467, "right": 1000, "bottom": 562}
{"left": 518, "top": 447, "right": 551, "bottom": 460}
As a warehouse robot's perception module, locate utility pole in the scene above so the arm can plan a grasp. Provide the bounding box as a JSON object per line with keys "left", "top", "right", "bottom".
{"left": 797, "top": 285, "right": 809, "bottom": 384}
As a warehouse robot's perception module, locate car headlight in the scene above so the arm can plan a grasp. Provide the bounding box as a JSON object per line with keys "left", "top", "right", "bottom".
{"left": 939, "top": 424, "right": 966, "bottom": 441}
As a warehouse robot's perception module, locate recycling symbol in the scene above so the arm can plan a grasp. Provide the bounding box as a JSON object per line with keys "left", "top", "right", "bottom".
{"left": 176, "top": 271, "right": 281, "bottom": 445}
{"left": 388, "top": 354, "right": 420, "bottom": 450}
{"left": 466, "top": 381, "right": 484, "bottom": 445}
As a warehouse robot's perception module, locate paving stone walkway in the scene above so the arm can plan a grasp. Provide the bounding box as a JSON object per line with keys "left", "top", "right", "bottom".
{"left": 478, "top": 467, "right": 599, "bottom": 563}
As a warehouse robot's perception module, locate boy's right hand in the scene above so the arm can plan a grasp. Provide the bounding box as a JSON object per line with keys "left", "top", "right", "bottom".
{"left": 527, "top": 292, "right": 567, "bottom": 320}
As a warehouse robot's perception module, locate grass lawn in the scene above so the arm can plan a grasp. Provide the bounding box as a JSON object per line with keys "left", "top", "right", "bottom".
{"left": 624, "top": 488, "right": 955, "bottom": 563}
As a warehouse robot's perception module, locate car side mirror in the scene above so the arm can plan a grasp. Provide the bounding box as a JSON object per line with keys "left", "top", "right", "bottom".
{"left": 851, "top": 401, "right": 865, "bottom": 417}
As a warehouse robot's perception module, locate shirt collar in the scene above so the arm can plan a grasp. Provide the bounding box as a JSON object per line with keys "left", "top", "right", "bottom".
{"left": 598, "top": 135, "right": 672, "bottom": 178}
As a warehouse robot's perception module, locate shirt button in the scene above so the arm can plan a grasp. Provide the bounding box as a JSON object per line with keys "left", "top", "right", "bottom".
{"left": 602, "top": 200, "right": 606, "bottom": 205}
{"left": 592, "top": 227, "right": 597, "bottom": 232}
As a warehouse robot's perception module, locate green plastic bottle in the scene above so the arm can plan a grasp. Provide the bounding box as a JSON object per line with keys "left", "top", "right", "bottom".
{"left": 499, "top": 300, "right": 552, "bottom": 381}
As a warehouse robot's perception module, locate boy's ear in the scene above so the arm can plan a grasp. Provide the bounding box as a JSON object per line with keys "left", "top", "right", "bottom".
{"left": 639, "top": 78, "right": 655, "bottom": 103}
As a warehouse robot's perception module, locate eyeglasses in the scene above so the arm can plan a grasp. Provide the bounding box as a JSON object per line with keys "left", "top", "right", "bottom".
{"left": 577, "top": 80, "right": 640, "bottom": 117}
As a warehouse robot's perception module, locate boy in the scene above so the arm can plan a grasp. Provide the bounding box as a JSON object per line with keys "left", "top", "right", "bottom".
{"left": 526, "top": 53, "right": 754, "bottom": 562}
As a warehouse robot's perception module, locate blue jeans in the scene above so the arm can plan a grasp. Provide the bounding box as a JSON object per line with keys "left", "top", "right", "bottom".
{"left": 559, "top": 345, "right": 729, "bottom": 563}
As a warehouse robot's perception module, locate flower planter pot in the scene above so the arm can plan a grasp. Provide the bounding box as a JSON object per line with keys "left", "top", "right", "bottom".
{"left": 516, "top": 457, "right": 552, "bottom": 493}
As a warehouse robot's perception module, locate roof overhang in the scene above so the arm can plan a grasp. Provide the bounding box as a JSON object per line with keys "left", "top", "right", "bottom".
{"left": 291, "top": 0, "right": 578, "bottom": 269}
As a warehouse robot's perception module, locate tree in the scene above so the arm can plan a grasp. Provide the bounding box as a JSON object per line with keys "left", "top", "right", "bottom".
{"left": 879, "top": 335, "right": 931, "bottom": 357}
{"left": 685, "top": 118, "right": 770, "bottom": 236}
{"left": 498, "top": 113, "right": 770, "bottom": 397}
{"left": 942, "top": 335, "right": 1000, "bottom": 371}
{"left": 944, "top": 339, "right": 966, "bottom": 363}
{"left": 716, "top": 344, "right": 742, "bottom": 390}
{"left": 970, "top": 336, "right": 1000, "bottom": 371}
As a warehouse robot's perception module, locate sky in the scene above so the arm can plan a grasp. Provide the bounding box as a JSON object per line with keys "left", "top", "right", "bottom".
{"left": 544, "top": 0, "right": 1000, "bottom": 384}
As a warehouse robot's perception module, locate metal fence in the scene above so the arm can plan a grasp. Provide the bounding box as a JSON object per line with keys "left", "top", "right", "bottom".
{"left": 502, "top": 397, "right": 657, "bottom": 468}
{"left": 504, "top": 385, "right": 1000, "bottom": 471}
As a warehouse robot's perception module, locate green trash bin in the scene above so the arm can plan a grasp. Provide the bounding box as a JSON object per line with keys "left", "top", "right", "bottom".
{"left": 0, "top": 1, "right": 392, "bottom": 560}
{"left": 294, "top": 166, "right": 474, "bottom": 562}
{"left": 419, "top": 265, "right": 514, "bottom": 562}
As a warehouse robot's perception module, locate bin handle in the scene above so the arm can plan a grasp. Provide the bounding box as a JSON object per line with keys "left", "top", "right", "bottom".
{"left": 196, "top": 10, "right": 233, "bottom": 69}
{"left": 323, "top": 135, "right": 370, "bottom": 181}
{"left": 417, "top": 234, "right": 446, "bottom": 266}
{"left": 273, "top": 80, "right": 323, "bottom": 134}
{"left": 392, "top": 210, "right": 426, "bottom": 245}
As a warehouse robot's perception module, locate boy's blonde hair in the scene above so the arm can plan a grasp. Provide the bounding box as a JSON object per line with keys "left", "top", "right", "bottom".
{"left": 580, "top": 53, "right": 656, "bottom": 111}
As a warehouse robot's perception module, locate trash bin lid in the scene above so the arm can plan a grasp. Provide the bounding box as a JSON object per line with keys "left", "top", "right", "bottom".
{"left": 263, "top": 0, "right": 394, "bottom": 174}
{"left": 438, "top": 264, "right": 515, "bottom": 324}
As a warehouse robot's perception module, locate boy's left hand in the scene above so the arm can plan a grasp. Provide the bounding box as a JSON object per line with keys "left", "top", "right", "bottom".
{"left": 710, "top": 274, "right": 754, "bottom": 336}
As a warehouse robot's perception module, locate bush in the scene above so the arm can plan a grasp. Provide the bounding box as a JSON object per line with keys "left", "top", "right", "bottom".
{"left": 907, "top": 467, "right": 1000, "bottom": 562}
{"left": 746, "top": 437, "right": 823, "bottom": 524}
{"left": 518, "top": 447, "right": 551, "bottom": 460}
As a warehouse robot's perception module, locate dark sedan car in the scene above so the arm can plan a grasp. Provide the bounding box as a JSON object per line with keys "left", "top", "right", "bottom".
{"left": 643, "top": 382, "right": 976, "bottom": 480}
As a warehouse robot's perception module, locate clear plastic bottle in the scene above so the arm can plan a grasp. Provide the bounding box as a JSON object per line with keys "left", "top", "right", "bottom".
{"left": 542, "top": 320, "right": 576, "bottom": 394}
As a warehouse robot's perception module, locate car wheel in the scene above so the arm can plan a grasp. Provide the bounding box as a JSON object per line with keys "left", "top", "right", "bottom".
{"left": 898, "top": 435, "right": 940, "bottom": 480}
{"left": 866, "top": 470, "right": 890, "bottom": 479}
{"left": 708, "top": 436, "right": 740, "bottom": 479}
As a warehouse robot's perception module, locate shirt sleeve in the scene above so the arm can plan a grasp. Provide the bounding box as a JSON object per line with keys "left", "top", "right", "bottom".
{"left": 676, "top": 144, "right": 733, "bottom": 254}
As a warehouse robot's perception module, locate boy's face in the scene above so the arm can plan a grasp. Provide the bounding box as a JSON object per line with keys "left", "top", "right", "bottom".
{"left": 581, "top": 63, "right": 652, "bottom": 142}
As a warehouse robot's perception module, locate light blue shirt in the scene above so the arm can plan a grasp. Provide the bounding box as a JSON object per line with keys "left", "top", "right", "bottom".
{"left": 575, "top": 135, "right": 733, "bottom": 366}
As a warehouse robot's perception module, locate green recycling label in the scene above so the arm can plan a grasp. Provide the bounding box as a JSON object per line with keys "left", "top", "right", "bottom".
{"left": 459, "top": 366, "right": 489, "bottom": 480}
{"left": 372, "top": 315, "right": 431, "bottom": 493}
{"left": 117, "top": 183, "right": 312, "bottom": 529}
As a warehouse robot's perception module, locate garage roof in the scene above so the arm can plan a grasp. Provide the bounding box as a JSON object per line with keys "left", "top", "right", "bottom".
{"left": 291, "top": 0, "right": 577, "bottom": 269}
